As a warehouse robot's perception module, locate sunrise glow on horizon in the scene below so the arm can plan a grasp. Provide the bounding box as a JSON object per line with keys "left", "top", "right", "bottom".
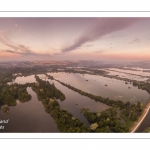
{"left": 0, "top": 17, "right": 150, "bottom": 62}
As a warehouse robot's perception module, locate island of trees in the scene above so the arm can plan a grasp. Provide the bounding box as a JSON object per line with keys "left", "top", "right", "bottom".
{"left": 46, "top": 74, "right": 144, "bottom": 132}
{"left": 0, "top": 66, "right": 148, "bottom": 132}
{"left": 30, "top": 75, "right": 89, "bottom": 132}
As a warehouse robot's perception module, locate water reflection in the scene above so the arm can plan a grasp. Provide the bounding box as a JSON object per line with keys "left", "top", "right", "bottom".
{"left": 107, "top": 70, "right": 148, "bottom": 81}
{"left": 37, "top": 75, "right": 110, "bottom": 127}
{"left": 47, "top": 72, "right": 150, "bottom": 104}
{"left": 108, "top": 68, "right": 150, "bottom": 77}
{"left": 3, "top": 72, "right": 150, "bottom": 132}
{"left": 0, "top": 87, "right": 59, "bottom": 132}
{"left": 14, "top": 75, "right": 36, "bottom": 84}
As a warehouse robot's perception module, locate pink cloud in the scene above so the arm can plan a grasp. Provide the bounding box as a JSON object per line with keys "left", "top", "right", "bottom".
{"left": 62, "top": 18, "right": 146, "bottom": 52}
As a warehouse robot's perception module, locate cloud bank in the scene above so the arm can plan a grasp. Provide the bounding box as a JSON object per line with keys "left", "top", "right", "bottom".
{"left": 0, "top": 31, "right": 51, "bottom": 57}
{"left": 62, "top": 18, "right": 145, "bottom": 52}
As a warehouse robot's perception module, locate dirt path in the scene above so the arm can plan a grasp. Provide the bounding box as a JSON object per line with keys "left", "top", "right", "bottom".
{"left": 130, "top": 100, "right": 150, "bottom": 133}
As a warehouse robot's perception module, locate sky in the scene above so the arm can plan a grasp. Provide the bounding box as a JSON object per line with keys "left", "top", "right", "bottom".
{"left": 0, "top": 17, "right": 150, "bottom": 62}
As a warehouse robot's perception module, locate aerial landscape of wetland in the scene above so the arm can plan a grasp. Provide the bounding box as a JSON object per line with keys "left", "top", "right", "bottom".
{"left": 0, "top": 17, "right": 150, "bottom": 133}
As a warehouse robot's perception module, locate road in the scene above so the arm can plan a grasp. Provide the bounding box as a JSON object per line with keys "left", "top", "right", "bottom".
{"left": 130, "top": 101, "right": 150, "bottom": 133}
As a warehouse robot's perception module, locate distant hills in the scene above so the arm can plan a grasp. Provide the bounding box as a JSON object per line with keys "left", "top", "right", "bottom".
{"left": 0, "top": 60, "right": 150, "bottom": 69}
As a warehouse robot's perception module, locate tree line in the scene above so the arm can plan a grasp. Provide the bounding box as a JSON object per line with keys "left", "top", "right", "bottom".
{"left": 30, "top": 76, "right": 89, "bottom": 132}
{"left": 49, "top": 76, "right": 144, "bottom": 132}
{"left": 0, "top": 83, "right": 31, "bottom": 107}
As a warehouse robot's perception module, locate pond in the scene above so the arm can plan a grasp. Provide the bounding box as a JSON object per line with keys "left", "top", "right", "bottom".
{"left": 2, "top": 74, "right": 110, "bottom": 132}
{"left": 37, "top": 74, "right": 110, "bottom": 127}
{"left": 2, "top": 71, "right": 150, "bottom": 132}
{"left": 107, "top": 70, "right": 149, "bottom": 82}
{"left": 107, "top": 68, "right": 150, "bottom": 77}
{"left": 0, "top": 87, "right": 59, "bottom": 132}
{"left": 47, "top": 72, "right": 150, "bottom": 104}
{"left": 14, "top": 75, "right": 36, "bottom": 84}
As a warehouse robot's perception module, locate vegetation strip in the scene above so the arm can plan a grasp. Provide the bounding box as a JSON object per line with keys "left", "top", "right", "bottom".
{"left": 46, "top": 74, "right": 145, "bottom": 132}
{"left": 0, "top": 66, "right": 149, "bottom": 133}
{"left": 130, "top": 100, "right": 150, "bottom": 133}
{"left": 30, "top": 75, "right": 89, "bottom": 132}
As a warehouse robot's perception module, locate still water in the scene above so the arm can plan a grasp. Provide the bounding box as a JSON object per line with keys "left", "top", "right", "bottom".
{"left": 38, "top": 74, "right": 110, "bottom": 127}
{"left": 0, "top": 87, "right": 59, "bottom": 132}
{"left": 2, "top": 71, "right": 150, "bottom": 132}
{"left": 107, "top": 68, "right": 150, "bottom": 77}
{"left": 14, "top": 75, "right": 36, "bottom": 84}
{"left": 53, "top": 80, "right": 96, "bottom": 127}
{"left": 1, "top": 74, "right": 111, "bottom": 132}
{"left": 107, "top": 70, "right": 148, "bottom": 81}
{"left": 47, "top": 72, "right": 150, "bottom": 104}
